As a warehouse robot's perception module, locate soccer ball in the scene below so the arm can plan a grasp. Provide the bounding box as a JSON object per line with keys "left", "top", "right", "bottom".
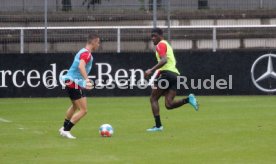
{"left": 99, "top": 124, "right": 113, "bottom": 137}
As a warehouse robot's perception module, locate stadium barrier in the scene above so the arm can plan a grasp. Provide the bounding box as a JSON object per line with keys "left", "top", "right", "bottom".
{"left": 1, "top": 25, "right": 276, "bottom": 54}
{"left": 0, "top": 49, "right": 275, "bottom": 97}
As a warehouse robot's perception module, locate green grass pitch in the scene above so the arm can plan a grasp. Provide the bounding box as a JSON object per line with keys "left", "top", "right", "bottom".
{"left": 0, "top": 96, "right": 276, "bottom": 164}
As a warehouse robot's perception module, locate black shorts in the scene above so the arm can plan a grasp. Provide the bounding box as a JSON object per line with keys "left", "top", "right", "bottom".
{"left": 65, "top": 86, "right": 86, "bottom": 101}
{"left": 154, "top": 70, "right": 179, "bottom": 91}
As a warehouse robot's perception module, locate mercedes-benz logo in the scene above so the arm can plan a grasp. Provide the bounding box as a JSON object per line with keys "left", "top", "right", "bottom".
{"left": 251, "top": 53, "right": 276, "bottom": 93}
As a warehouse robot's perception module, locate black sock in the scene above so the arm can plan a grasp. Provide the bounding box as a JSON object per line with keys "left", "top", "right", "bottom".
{"left": 64, "top": 121, "right": 75, "bottom": 131}
{"left": 154, "top": 115, "right": 162, "bottom": 128}
{"left": 63, "top": 119, "right": 70, "bottom": 127}
{"left": 183, "top": 97, "right": 189, "bottom": 104}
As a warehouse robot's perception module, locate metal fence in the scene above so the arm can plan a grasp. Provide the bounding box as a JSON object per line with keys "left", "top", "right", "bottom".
{"left": 1, "top": 0, "right": 276, "bottom": 53}
{"left": 1, "top": 25, "right": 276, "bottom": 53}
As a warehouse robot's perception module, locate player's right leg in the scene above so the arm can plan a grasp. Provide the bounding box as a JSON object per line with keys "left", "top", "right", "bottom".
{"left": 147, "top": 86, "right": 165, "bottom": 132}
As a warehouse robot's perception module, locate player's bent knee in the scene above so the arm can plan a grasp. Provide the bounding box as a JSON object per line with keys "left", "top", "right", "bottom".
{"left": 80, "top": 108, "right": 88, "bottom": 115}
{"left": 165, "top": 102, "right": 174, "bottom": 110}
{"left": 165, "top": 104, "right": 173, "bottom": 110}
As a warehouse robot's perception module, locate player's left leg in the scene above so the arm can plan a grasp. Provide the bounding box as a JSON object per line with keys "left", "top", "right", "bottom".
{"left": 65, "top": 103, "right": 78, "bottom": 121}
{"left": 69, "top": 97, "right": 88, "bottom": 124}
{"left": 164, "top": 71, "right": 199, "bottom": 111}
{"left": 164, "top": 89, "right": 199, "bottom": 111}
{"left": 60, "top": 86, "right": 87, "bottom": 139}
{"left": 59, "top": 104, "right": 78, "bottom": 133}
{"left": 164, "top": 89, "right": 189, "bottom": 110}
{"left": 61, "top": 97, "right": 87, "bottom": 139}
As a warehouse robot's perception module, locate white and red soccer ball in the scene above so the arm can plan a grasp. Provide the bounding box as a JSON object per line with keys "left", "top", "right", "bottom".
{"left": 99, "top": 124, "right": 113, "bottom": 137}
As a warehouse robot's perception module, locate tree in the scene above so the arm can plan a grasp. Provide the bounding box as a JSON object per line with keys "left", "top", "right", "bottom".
{"left": 62, "top": 0, "right": 72, "bottom": 11}
{"left": 148, "top": 0, "right": 162, "bottom": 11}
{"left": 198, "top": 0, "right": 209, "bottom": 9}
{"left": 82, "top": 0, "right": 110, "bottom": 10}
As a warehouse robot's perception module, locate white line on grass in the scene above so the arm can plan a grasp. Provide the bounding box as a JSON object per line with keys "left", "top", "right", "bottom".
{"left": 0, "top": 117, "right": 12, "bottom": 123}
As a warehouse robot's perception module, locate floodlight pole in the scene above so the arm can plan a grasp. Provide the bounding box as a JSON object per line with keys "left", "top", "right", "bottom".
{"left": 260, "top": 0, "right": 263, "bottom": 9}
{"left": 153, "top": 0, "right": 157, "bottom": 28}
{"left": 167, "top": 0, "right": 171, "bottom": 42}
{"left": 117, "top": 28, "right": 121, "bottom": 53}
{"left": 20, "top": 29, "right": 24, "bottom": 54}
{"left": 212, "top": 27, "right": 217, "bottom": 52}
{"left": 44, "top": 0, "right": 48, "bottom": 53}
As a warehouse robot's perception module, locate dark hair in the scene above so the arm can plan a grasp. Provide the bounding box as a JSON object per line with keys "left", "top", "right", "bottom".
{"left": 151, "top": 28, "right": 163, "bottom": 36}
{"left": 87, "top": 33, "right": 99, "bottom": 43}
